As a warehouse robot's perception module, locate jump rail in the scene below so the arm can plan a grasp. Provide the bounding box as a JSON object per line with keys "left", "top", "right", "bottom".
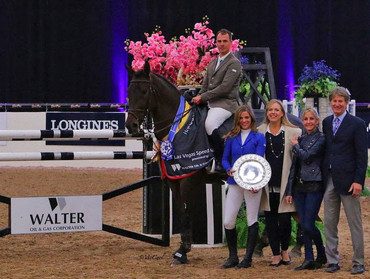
{"left": 0, "top": 129, "right": 137, "bottom": 141}
{"left": 0, "top": 151, "right": 156, "bottom": 161}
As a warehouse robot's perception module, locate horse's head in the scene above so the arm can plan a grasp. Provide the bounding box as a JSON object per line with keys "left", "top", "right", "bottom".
{"left": 125, "top": 61, "right": 152, "bottom": 136}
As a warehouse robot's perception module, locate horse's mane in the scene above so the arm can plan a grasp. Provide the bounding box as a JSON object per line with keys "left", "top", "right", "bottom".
{"left": 150, "top": 72, "right": 179, "bottom": 93}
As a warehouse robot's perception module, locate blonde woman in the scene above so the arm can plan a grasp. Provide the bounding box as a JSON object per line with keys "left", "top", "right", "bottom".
{"left": 258, "top": 99, "right": 301, "bottom": 267}
{"left": 285, "top": 108, "right": 326, "bottom": 271}
{"left": 221, "top": 105, "right": 266, "bottom": 269}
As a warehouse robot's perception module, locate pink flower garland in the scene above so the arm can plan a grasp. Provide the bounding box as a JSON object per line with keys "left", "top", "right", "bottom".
{"left": 125, "top": 17, "right": 244, "bottom": 86}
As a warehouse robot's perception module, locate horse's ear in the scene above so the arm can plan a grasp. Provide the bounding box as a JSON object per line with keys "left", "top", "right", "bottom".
{"left": 125, "top": 64, "right": 134, "bottom": 81}
{"left": 144, "top": 60, "right": 151, "bottom": 76}
{"left": 125, "top": 64, "right": 135, "bottom": 80}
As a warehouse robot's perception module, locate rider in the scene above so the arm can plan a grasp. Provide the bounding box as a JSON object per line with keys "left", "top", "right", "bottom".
{"left": 191, "top": 28, "right": 242, "bottom": 172}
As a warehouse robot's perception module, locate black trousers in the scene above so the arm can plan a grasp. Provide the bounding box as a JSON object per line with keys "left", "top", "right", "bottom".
{"left": 264, "top": 192, "right": 291, "bottom": 256}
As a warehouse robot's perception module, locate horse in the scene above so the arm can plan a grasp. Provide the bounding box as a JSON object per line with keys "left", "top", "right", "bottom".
{"left": 125, "top": 61, "right": 302, "bottom": 265}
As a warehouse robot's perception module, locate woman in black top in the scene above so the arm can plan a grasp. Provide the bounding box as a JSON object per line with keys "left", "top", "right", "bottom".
{"left": 258, "top": 99, "right": 301, "bottom": 266}
{"left": 285, "top": 108, "right": 327, "bottom": 270}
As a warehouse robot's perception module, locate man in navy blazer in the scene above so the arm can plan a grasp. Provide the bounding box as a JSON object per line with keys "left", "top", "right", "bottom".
{"left": 322, "top": 87, "right": 367, "bottom": 275}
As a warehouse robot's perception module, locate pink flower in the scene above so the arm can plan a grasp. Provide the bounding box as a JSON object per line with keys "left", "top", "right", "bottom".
{"left": 125, "top": 17, "right": 244, "bottom": 86}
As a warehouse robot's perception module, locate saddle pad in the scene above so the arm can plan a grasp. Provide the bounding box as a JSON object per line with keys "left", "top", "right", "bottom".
{"left": 161, "top": 105, "right": 214, "bottom": 179}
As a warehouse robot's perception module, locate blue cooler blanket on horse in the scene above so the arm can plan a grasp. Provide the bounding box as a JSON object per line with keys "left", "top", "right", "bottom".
{"left": 160, "top": 104, "right": 214, "bottom": 179}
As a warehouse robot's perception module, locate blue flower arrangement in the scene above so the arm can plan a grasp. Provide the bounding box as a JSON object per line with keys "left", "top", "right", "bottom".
{"left": 294, "top": 60, "right": 341, "bottom": 107}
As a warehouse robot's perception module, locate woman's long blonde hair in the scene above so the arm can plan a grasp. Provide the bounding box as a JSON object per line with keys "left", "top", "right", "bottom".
{"left": 224, "top": 105, "right": 257, "bottom": 139}
{"left": 263, "top": 99, "right": 297, "bottom": 128}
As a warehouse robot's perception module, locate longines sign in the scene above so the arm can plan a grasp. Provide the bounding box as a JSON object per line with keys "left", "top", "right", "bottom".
{"left": 11, "top": 195, "right": 102, "bottom": 234}
{"left": 46, "top": 112, "right": 126, "bottom": 146}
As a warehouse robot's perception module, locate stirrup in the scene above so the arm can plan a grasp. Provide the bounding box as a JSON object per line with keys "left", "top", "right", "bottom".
{"left": 206, "top": 159, "right": 216, "bottom": 173}
{"left": 206, "top": 159, "right": 224, "bottom": 174}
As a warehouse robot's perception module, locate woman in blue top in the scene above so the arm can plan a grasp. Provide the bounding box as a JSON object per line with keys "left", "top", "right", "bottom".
{"left": 221, "top": 105, "right": 266, "bottom": 269}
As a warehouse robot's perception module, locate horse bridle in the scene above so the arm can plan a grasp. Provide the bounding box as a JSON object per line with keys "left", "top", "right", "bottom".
{"left": 127, "top": 78, "right": 194, "bottom": 137}
{"left": 127, "top": 79, "right": 152, "bottom": 123}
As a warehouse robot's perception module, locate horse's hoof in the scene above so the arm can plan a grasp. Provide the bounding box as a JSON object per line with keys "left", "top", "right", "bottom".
{"left": 171, "top": 258, "right": 186, "bottom": 266}
{"left": 172, "top": 250, "right": 188, "bottom": 264}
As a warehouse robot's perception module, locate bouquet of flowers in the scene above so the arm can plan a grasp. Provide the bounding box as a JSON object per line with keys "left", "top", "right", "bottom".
{"left": 125, "top": 16, "right": 244, "bottom": 86}
{"left": 294, "top": 60, "right": 341, "bottom": 107}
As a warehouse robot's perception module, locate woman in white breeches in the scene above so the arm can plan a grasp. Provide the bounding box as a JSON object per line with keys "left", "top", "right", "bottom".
{"left": 220, "top": 105, "right": 266, "bottom": 269}
{"left": 224, "top": 185, "right": 262, "bottom": 229}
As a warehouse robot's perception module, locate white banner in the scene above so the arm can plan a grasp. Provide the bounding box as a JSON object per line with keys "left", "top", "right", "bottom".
{"left": 11, "top": 195, "right": 102, "bottom": 234}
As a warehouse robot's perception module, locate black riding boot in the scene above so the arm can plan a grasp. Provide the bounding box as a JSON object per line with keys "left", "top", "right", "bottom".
{"left": 209, "top": 129, "right": 224, "bottom": 172}
{"left": 236, "top": 222, "right": 259, "bottom": 269}
{"left": 221, "top": 228, "right": 239, "bottom": 269}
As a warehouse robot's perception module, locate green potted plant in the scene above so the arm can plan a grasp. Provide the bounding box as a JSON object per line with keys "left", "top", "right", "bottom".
{"left": 294, "top": 60, "right": 340, "bottom": 109}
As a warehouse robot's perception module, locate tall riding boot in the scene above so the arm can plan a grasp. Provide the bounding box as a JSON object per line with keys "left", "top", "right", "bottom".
{"left": 221, "top": 228, "right": 239, "bottom": 269}
{"left": 236, "top": 222, "right": 259, "bottom": 268}
{"left": 209, "top": 129, "right": 224, "bottom": 172}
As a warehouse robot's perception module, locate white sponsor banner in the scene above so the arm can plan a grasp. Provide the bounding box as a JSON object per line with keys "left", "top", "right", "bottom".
{"left": 11, "top": 195, "right": 102, "bottom": 234}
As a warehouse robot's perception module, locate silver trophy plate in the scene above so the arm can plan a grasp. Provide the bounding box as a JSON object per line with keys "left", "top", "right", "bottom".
{"left": 232, "top": 154, "right": 271, "bottom": 190}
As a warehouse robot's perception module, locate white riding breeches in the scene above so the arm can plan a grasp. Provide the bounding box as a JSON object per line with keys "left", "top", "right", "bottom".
{"left": 224, "top": 184, "right": 262, "bottom": 230}
{"left": 205, "top": 107, "right": 232, "bottom": 135}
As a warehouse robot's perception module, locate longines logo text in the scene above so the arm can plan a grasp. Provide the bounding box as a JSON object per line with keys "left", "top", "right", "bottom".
{"left": 50, "top": 119, "right": 119, "bottom": 130}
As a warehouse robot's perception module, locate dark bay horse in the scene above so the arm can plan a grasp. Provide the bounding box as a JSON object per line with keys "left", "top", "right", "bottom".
{"left": 126, "top": 61, "right": 208, "bottom": 265}
{"left": 125, "top": 61, "right": 302, "bottom": 265}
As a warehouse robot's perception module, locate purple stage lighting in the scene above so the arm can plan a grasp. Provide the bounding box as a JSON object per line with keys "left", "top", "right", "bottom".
{"left": 278, "top": 0, "right": 295, "bottom": 101}
{"left": 111, "top": 1, "right": 129, "bottom": 104}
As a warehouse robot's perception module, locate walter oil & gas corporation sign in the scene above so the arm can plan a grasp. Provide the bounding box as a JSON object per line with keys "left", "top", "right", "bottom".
{"left": 11, "top": 195, "right": 102, "bottom": 234}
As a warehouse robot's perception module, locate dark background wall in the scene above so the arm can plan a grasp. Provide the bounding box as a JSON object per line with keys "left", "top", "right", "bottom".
{"left": 1, "top": 0, "right": 369, "bottom": 103}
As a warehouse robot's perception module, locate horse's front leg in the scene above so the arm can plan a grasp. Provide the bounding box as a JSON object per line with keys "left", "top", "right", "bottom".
{"left": 168, "top": 179, "right": 191, "bottom": 265}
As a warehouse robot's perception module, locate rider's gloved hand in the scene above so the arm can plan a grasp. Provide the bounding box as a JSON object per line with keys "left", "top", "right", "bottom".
{"left": 182, "top": 89, "right": 194, "bottom": 102}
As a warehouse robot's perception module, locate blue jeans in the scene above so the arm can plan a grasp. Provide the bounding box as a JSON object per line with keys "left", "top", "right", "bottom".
{"left": 293, "top": 191, "right": 325, "bottom": 261}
